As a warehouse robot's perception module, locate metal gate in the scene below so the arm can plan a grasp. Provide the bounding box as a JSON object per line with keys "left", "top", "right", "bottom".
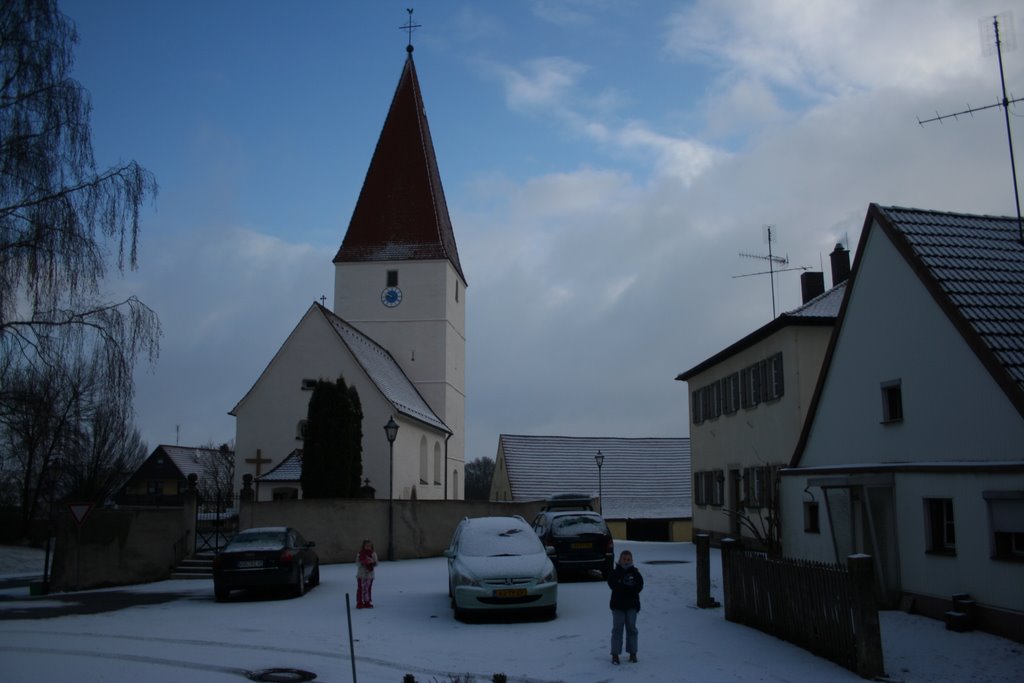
{"left": 195, "top": 494, "right": 239, "bottom": 553}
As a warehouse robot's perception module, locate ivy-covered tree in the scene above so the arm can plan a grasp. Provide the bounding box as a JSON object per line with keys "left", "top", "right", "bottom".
{"left": 464, "top": 457, "right": 495, "bottom": 500}
{"left": 300, "top": 376, "right": 363, "bottom": 498}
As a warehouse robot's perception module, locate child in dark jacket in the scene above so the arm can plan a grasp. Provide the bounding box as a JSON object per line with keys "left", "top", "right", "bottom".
{"left": 607, "top": 549, "right": 643, "bottom": 664}
{"left": 356, "top": 539, "right": 378, "bottom": 608}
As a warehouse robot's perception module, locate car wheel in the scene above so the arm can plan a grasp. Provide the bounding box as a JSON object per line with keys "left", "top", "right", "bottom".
{"left": 214, "top": 581, "right": 230, "bottom": 602}
{"left": 544, "top": 604, "right": 558, "bottom": 620}
{"left": 601, "top": 561, "right": 612, "bottom": 579}
{"left": 310, "top": 562, "right": 320, "bottom": 588}
{"left": 294, "top": 563, "right": 305, "bottom": 597}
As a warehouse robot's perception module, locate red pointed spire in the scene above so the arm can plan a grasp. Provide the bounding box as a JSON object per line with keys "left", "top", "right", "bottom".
{"left": 334, "top": 52, "right": 465, "bottom": 283}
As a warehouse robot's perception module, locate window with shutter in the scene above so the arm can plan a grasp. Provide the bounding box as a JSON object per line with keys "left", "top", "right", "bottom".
{"left": 758, "top": 359, "right": 770, "bottom": 403}
{"left": 770, "top": 353, "right": 784, "bottom": 399}
{"left": 693, "top": 472, "right": 707, "bottom": 506}
{"left": 749, "top": 364, "right": 761, "bottom": 406}
{"left": 985, "top": 492, "right": 1024, "bottom": 559}
{"left": 742, "top": 468, "right": 756, "bottom": 508}
{"left": 711, "top": 471, "right": 724, "bottom": 506}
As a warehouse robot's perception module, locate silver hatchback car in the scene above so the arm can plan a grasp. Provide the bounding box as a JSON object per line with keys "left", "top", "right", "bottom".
{"left": 444, "top": 516, "right": 557, "bottom": 620}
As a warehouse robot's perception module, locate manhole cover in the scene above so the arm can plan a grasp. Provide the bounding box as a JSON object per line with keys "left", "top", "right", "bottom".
{"left": 644, "top": 560, "right": 689, "bottom": 565}
{"left": 247, "top": 669, "right": 317, "bottom": 682}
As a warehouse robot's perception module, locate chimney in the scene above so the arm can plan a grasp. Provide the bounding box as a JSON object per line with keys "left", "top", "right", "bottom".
{"left": 800, "top": 271, "right": 825, "bottom": 304}
{"left": 830, "top": 243, "right": 851, "bottom": 286}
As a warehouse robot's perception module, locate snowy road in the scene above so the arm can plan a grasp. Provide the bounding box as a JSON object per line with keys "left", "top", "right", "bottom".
{"left": 1, "top": 542, "right": 1019, "bottom": 683}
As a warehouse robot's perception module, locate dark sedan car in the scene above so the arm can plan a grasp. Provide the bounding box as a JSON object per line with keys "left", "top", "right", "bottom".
{"left": 213, "top": 526, "right": 319, "bottom": 601}
{"left": 532, "top": 510, "right": 614, "bottom": 578}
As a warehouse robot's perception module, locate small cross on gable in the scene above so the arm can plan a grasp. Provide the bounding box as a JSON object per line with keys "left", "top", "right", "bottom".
{"left": 245, "top": 448, "right": 272, "bottom": 477}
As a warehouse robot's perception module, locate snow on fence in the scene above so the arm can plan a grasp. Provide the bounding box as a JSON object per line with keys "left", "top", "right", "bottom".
{"left": 720, "top": 539, "right": 884, "bottom": 679}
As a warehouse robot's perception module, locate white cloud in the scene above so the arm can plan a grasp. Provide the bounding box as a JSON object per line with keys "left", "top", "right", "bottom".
{"left": 496, "top": 57, "right": 589, "bottom": 112}
{"left": 125, "top": 224, "right": 332, "bottom": 448}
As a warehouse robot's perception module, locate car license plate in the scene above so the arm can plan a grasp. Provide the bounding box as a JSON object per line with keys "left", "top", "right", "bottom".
{"left": 237, "top": 559, "right": 263, "bottom": 569}
{"left": 493, "top": 588, "right": 527, "bottom": 598}
{"left": 571, "top": 542, "right": 591, "bottom": 549}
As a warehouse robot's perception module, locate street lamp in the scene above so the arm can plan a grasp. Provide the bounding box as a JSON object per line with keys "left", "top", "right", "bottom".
{"left": 595, "top": 450, "right": 604, "bottom": 513}
{"left": 384, "top": 416, "right": 399, "bottom": 561}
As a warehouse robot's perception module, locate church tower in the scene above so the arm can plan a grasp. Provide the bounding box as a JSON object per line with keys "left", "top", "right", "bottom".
{"left": 333, "top": 45, "right": 467, "bottom": 481}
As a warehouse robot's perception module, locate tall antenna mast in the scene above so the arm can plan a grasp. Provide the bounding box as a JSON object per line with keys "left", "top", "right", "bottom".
{"left": 734, "top": 225, "right": 809, "bottom": 318}
{"left": 918, "top": 13, "right": 1024, "bottom": 242}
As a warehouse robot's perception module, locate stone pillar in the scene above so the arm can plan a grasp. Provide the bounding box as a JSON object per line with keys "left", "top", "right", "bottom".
{"left": 179, "top": 473, "right": 198, "bottom": 561}
{"left": 240, "top": 473, "right": 254, "bottom": 501}
{"left": 696, "top": 533, "right": 720, "bottom": 608}
{"left": 720, "top": 537, "right": 737, "bottom": 622}
{"left": 848, "top": 553, "right": 884, "bottom": 679}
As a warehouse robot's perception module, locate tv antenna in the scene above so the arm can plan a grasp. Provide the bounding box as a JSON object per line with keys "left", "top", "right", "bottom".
{"left": 734, "top": 225, "right": 811, "bottom": 319}
{"left": 918, "top": 13, "right": 1024, "bottom": 243}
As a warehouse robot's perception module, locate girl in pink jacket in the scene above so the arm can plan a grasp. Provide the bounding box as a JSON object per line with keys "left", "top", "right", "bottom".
{"left": 356, "top": 539, "right": 378, "bottom": 608}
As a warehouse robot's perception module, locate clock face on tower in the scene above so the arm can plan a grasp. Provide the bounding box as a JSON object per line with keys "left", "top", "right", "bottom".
{"left": 381, "top": 286, "right": 403, "bottom": 307}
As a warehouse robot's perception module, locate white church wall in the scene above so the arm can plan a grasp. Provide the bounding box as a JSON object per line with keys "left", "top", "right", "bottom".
{"left": 233, "top": 308, "right": 452, "bottom": 501}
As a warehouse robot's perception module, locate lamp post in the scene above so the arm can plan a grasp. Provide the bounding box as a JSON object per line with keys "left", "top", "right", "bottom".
{"left": 595, "top": 450, "right": 604, "bottom": 513}
{"left": 384, "top": 416, "right": 399, "bottom": 561}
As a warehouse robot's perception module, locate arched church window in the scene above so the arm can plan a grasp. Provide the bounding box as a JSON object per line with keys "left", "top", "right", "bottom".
{"left": 452, "top": 470, "right": 459, "bottom": 499}
{"left": 296, "top": 420, "right": 308, "bottom": 441}
{"left": 433, "top": 443, "right": 442, "bottom": 485}
{"left": 419, "top": 436, "right": 428, "bottom": 485}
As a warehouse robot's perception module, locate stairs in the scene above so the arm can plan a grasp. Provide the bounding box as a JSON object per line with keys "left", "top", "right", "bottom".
{"left": 171, "top": 553, "right": 215, "bottom": 580}
{"left": 944, "top": 593, "right": 976, "bottom": 632}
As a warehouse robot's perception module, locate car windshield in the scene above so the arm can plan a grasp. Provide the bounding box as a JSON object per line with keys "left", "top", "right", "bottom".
{"left": 459, "top": 525, "right": 542, "bottom": 557}
{"left": 228, "top": 531, "right": 286, "bottom": 548}
{"left": 551, "top": 515, "right": 607, "bottom": 537}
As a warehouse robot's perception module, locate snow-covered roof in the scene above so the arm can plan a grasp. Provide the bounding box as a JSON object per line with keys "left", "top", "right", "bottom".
{"left": 158, "top": 445, "right": 231, "bottom": 479}
{"left": 258, "top": 449, "right": 302, "bottom": 482}
{"left": 231, "top": 302, "right": 451, "bottom": 434}
{"left": 677, "top": 280, "right": 846, "bottom": 381}
{"left": 317, "top": 305, "right": 451, "bottom": 434}
{"left": 498, "top": 435, "right": 691, "bottom": 520}
{"left": 785, "top": 280, "right": 847, "bottom": 318}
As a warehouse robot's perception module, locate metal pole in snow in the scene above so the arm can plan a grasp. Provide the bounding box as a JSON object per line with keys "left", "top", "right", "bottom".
{"left": 345, "top": 592, "right": 358, "bottom": 683}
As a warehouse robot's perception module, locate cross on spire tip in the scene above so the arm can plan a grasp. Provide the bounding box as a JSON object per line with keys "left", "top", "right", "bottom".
{"left": 401, "top": 8, "right": 421, "bottom": 52}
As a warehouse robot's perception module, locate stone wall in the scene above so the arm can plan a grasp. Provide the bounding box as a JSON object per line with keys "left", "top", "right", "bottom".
{"left": 51, "top": 503, "right": 195, "bottom": 591}
{"left": 239, "top": 497, "right": 545, "bottom": 563}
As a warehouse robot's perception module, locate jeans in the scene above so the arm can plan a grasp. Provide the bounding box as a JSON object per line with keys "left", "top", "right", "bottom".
{"left": 611, "top": 608, "right": 638, "bottom": 655}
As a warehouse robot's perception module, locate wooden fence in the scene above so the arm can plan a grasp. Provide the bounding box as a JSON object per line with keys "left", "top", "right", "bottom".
{"left": 720, "top": 539, "right": 883, "bottom": 679}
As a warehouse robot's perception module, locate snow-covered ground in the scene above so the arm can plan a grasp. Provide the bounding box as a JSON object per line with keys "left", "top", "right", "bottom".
{"left": 0, "top": 541, "right": 1020, "bottom": 683}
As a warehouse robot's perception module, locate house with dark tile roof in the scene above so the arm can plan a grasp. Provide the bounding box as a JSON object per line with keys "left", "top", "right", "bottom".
{"left": 231, "top": 46, "right": 466, "bottom": 502}
{"left": 676, "top": 249, "right": 849, "bottom": 549}
{"left": 119, "top": 444, "right": 233, "bottom": 506}
{"left": 779, "top": 204, "right": 1024, "bottom": 643}
{"left": 491, "top": 435, "right": 692, "bottom": 541}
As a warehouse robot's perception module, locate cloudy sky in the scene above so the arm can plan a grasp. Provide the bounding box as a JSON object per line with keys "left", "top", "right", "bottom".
{"left": 61, "top": 0, "right": 1023, "bottom": 462}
